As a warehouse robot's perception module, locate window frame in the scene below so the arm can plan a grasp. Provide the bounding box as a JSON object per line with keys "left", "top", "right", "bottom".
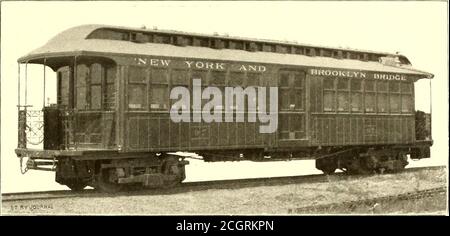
{"left": 376, "top": 81, "right": 389, "bottom": 113}
{"left": 279, "top": 70, "right": 305, "bottom": 111}
{"left": 323, "top": 77, "right": 336, "bottom": 112}
{"left": 389, "top": 81, "right": 401, "bottom": 114}
{"left": 364, "top": 80, "right": 376, "bottom": 113}
{"left": 89, "top": 63, "right": 103, "bottom": 110}
{"left": 128, "top": 66, "right": 149, "bottom": 111}
{"left": 400, "top": 81, "right": 414, "bottom": 114}
{"left": 149, "top": 68, "right": 169, "bottom": 111}
{"left": 337, "top": 78, "right": 350, "bottom": 112}
{"left": 350, "top": 79, "right": 363, "bottom": 113}
{"left": 104, "top": 66, "right": 116, "bottom": 111}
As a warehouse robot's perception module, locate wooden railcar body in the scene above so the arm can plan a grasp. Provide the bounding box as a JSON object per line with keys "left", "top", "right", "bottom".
{"left": 14, "top": 25, "right": 434, "bottom": 190}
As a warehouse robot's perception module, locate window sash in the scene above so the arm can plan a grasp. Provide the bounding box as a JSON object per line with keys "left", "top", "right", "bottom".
{"left": 390, "top": 94, "right": 401, "bottom": 113}
{"left": 75, "top": 64, "right": 116, "bottom": 111}
{"left": 377, "top": 93, "right": 389, "bottom": 113}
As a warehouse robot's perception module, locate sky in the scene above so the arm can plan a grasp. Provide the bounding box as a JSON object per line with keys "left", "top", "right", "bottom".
{"left": 1, "top": 1, "right": 448, "bottom": 193}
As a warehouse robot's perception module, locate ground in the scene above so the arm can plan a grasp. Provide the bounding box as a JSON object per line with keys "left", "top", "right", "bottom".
{"left": 2, "top": 167, "right": 447, "bottom": 215}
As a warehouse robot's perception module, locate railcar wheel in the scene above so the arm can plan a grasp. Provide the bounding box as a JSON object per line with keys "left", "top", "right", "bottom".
{"left": 315, "top": 158, "right": 337, "bottom": 175}
{"left": 321, "top": 167, "right": 337, "bottom": 175}
{"left": 161, "top": 156, "right": 185, "bottom": 188}
{"left": 66, "top": 181, "right": 87, "bottom": 191}
{"left": 96, "top": 168, "right": 125, "bottom": 193}
{"left": 346, "top": 158, "right": 373, "bottom": 175}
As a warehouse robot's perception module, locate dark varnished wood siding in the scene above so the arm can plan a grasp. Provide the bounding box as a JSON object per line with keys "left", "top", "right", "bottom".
{"left": 310, "top": 114, "right": 415, "bottom": 146}
{"left": 125, "top": 113, "right": 272, "bottom": 151}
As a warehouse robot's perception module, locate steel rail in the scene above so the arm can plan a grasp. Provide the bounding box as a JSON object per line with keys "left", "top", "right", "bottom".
{"left": 2, "top": 165, "right": 445, "bottom": 202}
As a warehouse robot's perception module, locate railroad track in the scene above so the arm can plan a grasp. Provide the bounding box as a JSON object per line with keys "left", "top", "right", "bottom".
{"left": 2, "top": 165, "right": 445, "bottom": 202}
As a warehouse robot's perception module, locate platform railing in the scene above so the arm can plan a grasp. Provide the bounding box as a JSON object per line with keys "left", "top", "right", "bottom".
{"left": 17, "top": 106, "right": 80, "bottom": 150}
{"left": 17, "top": 106, "right": 44, "bottom": 149}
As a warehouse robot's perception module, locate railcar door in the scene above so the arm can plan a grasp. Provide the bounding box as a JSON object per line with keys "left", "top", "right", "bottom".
{"left": 277, "top": 70, "right": 307, "bottom": 144}
{"left": 42, "top": 66, "right": 73, "bottom": 150}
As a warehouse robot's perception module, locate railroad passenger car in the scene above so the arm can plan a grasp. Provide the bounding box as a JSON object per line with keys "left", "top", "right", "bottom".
{"left": 15, "top": 25, "right": 433, "bottom": 192}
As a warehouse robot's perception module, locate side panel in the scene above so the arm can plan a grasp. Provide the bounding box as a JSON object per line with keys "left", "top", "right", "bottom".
{"left": 310, "top": 114, "right": 415, "bottom": 146}
{"left": 119, "top": 57, "right": 281, "bottom": 152}
{"left": 116, "top": 55, "right": 419, "bottom": 151}
{"left": 125, "top": 113, "right": 268, "bottom": 151}
{"left": 308, "top": 70, "right": 416, "bottom": 146}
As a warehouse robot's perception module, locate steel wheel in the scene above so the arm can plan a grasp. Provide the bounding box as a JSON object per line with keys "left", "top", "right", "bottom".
{"left": 66, "top": 181, "right": 87, "bottom": 191}
{"left": 321, "top": 166, "right": 337, "bottom": 175}
{"left": 96, "top": 168, "right": 124, "bottom": 193}
{"left": 161, "top": 156, "right": 185, "bottom": 188}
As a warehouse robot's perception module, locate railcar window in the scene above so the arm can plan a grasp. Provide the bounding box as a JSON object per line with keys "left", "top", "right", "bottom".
{"left": 131, "top": 32, "right": 149, "bottom": 43}
{"left": 227, "top": 72, "right": 245, "bottom": 111}
{"left": 350, "top": 79, "right": 362, "bottom": 112}
{"left": 323, "top": 78, "right": 335, "bottom": 112}
{"left": 263, "top": 44, "right": 275, "bottom": 52}
{"left": 171, "top": 69, "right": 189, "bottom": 85}
{"left": 293, "top": 72, "right": 304, "bottom": 110}
{"left": 307, "top": 48, "right": 316, "bottom": 56}
{"left": 276, "top": 45, "right": 288, "bottom": 53}
{"left": 401, "top": 95, "right": 412, "bottom": 113}
{"left": 192, "top": 70, "right": 208, "bottom": 110}
{"left": 211, "top": 71, "right": 226, "bottom": 86}
{"left": 323, "top": 78, "right": 334, "bottom": 90}
{"left": 401, "top": 82, "right": 413, "bottom": 113}
{"left": 76, "top": 64, "right": 89, "bottom": 110}
{"left": 175, "top": 36, "right": 187, "bottom": 46}
{"left": 246, "top": 42, "right": 260, "bottom": 52}
{"left": 105, "top": 66, "right": 116, "bottom": 110}
{"left": 235, "top": 41, "right": 245, "bottom": 50}
{"left": 279, "top": 71, "right": 305, "bottom": 111}
{"left": 128, "top": 66, "right": 148, "bottom": 110}
{"left": 73, "top": 63, "right": 116, "bottom": 111}
{"left": 89, "top": 29, "right": 126, "bottom": 41}
{"left": 280, "top": 73, "right": 290, "bottom": 87}
{"left": 321, "top": 49, "right": 332, "bottom": 57}
{"left": 279, "top": 73, "right": 289, "bottom": 110}
{"left": 349, "top": 53, "right": 359, "bottom": 60}
{"left": 295, "top": 47, "right": 304, "bottom": 55}
{"left": 170, "top": 69, "right": 189, "bottom": 110}
{"left": 389, "top": 81, "right": 401, "bottom": 113}
{"left": 401, "top": 83, "right": 412, "bottom": 93}
{"left": 150, "top": 68, "right": 168, "bottom": 110}
{"left": 184, "top": 37, "right": 193, "bottom": 46}
{"left": 193, "top": 38, "right": 209, "bottom": 47}
{"left": 212, "top": 39, "right": 225, "bottom": 49}
{"left": 364, "top": 80, "right": 376, "bottom": 113}
{"left": 57, "top": 67, "right": 71, "bottom": 108}
{"left": 211, "top": 71, "right": 226, "bottom": 109}
{"left": 229, "top": 41, "right": 244, "bottom": 50}
{"left": 247, "top": 73, "right": 262, "bottom": 111}
{"left": 337, "top": 78, "right": 349, "bottom": 112}
{"left": 377, "top": 81, "right": 388, "bottom": 92}
{"left": 90, "top": 64, "right": 103, "bottom": 110}
{"left": 389, "top": 81, "right": 400, "bottom": 92}
{"left": 377, "top": 81, "right": 388, "bottom": 113}
{"left": 154, "top": 34, "right": 172, "bottom": 44}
